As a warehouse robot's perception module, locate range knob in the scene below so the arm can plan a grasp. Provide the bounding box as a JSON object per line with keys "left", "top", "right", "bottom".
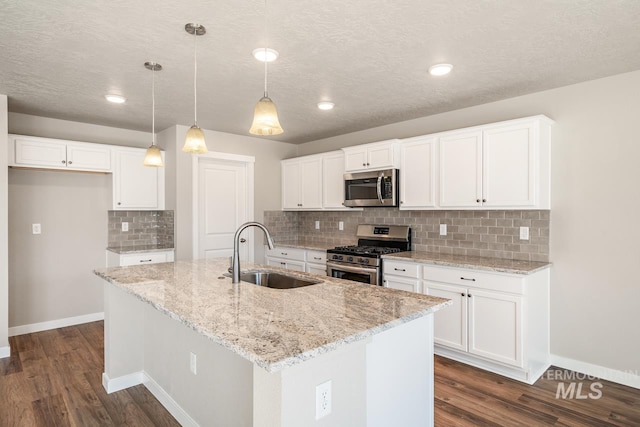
{"left": 332, "top": 255, "right": 343, "bottom": 261}
{"left": 347, "top": 256, "right": 354, "bottom": 262}
{"left": 360, "top": 258, "right": 370, "bottom": 264}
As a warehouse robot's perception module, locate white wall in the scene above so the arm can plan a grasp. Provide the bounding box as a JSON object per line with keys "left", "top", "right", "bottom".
{"left": 158, "top": 125, "right": 297, "bottom": 262}
{"left": 7, "top": 114, "right": 151, "bottom": 331}
{"left": 0, "top": 95, "right": 9, "bottom": 356}
{"left": 297, "top": 70, "right": 640, "bottom": 375}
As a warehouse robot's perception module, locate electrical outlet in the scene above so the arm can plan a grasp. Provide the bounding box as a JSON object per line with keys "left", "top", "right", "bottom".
{"left": 439, "top": 224, "right": 447, "bottom": 236}
{"left": 316, "top": 380, "right": 332, "bottom": 420}
{"left": 32, "top": 223, "right": 41, "bottom": 235}
{"left": 338, "top": 221, "right": 344, "bottom": 231}
{"left": 122, "top": 222, "right": 129, "bottom": 232}
{"left": 519, "top": 226, "right": 530, "bottom": 240}
{"left": 190, "top": 352, "right": 197, "bottom": 375}
{"left": 315, "top": 220, "right": 320, "bottom": 230}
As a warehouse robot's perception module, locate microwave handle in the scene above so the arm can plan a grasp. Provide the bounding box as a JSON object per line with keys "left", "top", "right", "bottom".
{"left": 377, "top": 172, "right": 384, "bottom": 204}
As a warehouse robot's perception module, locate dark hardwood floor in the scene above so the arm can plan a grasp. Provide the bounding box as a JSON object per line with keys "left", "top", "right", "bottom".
{"left": 1, "top": 321, "right": 638, "bottom": 426}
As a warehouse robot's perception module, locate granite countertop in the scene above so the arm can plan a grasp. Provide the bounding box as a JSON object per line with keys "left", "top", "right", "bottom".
{"left": 272, "top": 239, "right": 340, "bottom": 251}
{"left": 383, "top": 251, "right": 551, "bottom": 275}
{"left": 107, "top": 245, "right": 175, "bottom": 254}
{"left": 94, "top": 258, "right": 450, "bottom": 372}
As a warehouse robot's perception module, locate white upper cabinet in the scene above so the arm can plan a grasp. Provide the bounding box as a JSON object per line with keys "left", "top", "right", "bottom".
{"left": 343, "top": 139, "right": 399, "bottom": 172}
{"left": 439, "top": 131, "right": 483, "bottom": 207}
{"left": 281, "top": 155, "right": 322, "bottom": 210}
{"left": 113, "top": 148, "right": 165, "bottom": 210}
{"left": 399, "top": 136, "right": 438, "bottom": 209}
{"left": 438, "top": 116, "right": 551, "bottom": 209}
{"left": 322, "top": 151, "right": 350, "bottom": 210}
{"left": 10, "top": 135, "right": 111, "bottom": 172}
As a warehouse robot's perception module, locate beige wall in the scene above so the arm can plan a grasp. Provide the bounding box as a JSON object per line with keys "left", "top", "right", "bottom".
{"left": 160, "top": 125, "right": 297, "bottom": 262}
{"left": 7, "top": 114, "right": 151, "bottom": 329}
{"left": 0, "top": 95, "right": 9, "bottom": 353}
{"left": 297, "top": 70, "right": 640, "bottom": 374}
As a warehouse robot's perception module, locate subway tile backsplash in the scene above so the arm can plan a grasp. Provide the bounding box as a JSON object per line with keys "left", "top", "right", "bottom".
{"left": 107, "top": 210, "right": 174, "bottom": 249}
{"left": 264, "top": 209, "right": 549, "bottom": 262}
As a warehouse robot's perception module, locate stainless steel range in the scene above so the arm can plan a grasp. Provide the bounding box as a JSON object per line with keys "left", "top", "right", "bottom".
{"left": 326, "top": 224, "right": 411, "bottom": 286}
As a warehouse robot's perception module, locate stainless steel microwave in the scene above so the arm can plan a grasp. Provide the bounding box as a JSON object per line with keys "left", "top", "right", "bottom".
{"left": 343, "top": 169, "right": 398, "bottom": 207}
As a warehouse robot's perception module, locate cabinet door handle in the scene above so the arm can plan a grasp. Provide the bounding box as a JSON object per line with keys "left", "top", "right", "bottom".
{"left": 68, "top": 161, "right": 73, "bottom": 165}
{"left": 117, "top": 202, "right": 121, "bottom": 206}
{"left": 61, "top": 160, "right": 66, "bottom": 164}
{"left": 476, "top": 199, "right": 480, "bottom": 203}
{"left": 461, "top": 292, "right": 466, "bottom": 297}
{"left": 366, "top": 162, "right": 370, "bottom": 166}
{"left": 362, "top": 163, "right": 366, "bottom": 167}
{"left": 240, "top": 238, "right": 246, "bottom": 243}
{"left": 460, "top": 277, "right": 476, "bottom": 281}
{"left": 280, "top": 262, "right": 286, "bottom": 265}
{"left": 394, "top": 268, "right": 406, "bottom": 272}
{"left": 482, "top": 199, "right": 486, "bottom": 203}
{"left": 140, "top": 259, "right": 153, "bottom": 263}
{"left": 468, "top": 294, "right": 472, "bottom": 298}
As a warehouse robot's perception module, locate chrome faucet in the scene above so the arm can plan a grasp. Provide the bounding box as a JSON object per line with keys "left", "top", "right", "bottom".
{"left": 232, "top": 221, "right": 275, "bottom": 284}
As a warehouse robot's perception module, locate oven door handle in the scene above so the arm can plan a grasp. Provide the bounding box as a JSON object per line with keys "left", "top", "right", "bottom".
{"left": 326, "top": 262, "right": 378, "bottom": 274}
{"left": 376, "top": 172, "right": 384, "bottom": 205}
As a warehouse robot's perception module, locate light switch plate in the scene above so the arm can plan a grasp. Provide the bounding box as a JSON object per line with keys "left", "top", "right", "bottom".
{"left": 122, "top": 222, "right": 129, "bottom": 232}
{"left": 439, "top": 224, "right": 447, "bottom": 236}
{"left": 520, "top": 226, "right": 530, "bottom": 240}
{"left": 32, "top": 223, "right": 41, "bottom": 235}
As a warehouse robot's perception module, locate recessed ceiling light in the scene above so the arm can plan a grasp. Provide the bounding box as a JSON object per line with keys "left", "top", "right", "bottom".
{"left": 317, "top": 101, "right": 335, "bottom": 110}
{"left": 252, "top": 48, "right": 279, "bottom": 62}
{"left": 429, "top": 63, "right": 453, "bottom": 76}
{"left": 105, "top": 94, "right": 126, "bottom": 104}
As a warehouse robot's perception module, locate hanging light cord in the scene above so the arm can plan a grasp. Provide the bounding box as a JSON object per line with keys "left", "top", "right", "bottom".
{"left": 263, "top": 0, "right": 269, "bottom": 98}
{"left": 151, "top": 65, "right": 156, "bottom": 145}
{"left": 193, "top": 29, "right": 198, "bottom": 126}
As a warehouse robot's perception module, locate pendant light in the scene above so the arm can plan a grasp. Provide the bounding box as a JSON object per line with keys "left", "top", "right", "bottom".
{"left": 183, "top": 23, "right": 208, "bottom": 154}
{"left": 143, "top": 62, "right": 164, "bottom": 167}
{"left": 249, "top": 0, "right": 284, "bottom": 136}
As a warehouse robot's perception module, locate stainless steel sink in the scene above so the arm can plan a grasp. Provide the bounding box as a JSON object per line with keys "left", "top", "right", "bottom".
{"left": 231, "top": 270, "right": 322, "bottom": 289}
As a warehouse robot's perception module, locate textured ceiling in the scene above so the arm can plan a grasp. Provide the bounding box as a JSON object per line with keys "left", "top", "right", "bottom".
{"left": 1, "top": 0, "right": 640, "bottom": 144}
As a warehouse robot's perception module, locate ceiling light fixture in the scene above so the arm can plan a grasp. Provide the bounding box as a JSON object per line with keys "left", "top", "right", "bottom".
{"left": 182, "top": 23, "right": 208, "bottom": 154}
{"left": 429, "top": 63, "right": 453, "bottom": 76}
{"left": 143, "top": 62, "right": 164, "bottom": 167}
{"left": 317, "top": 101, "right": 335, "bottom": 110}
{"left": 252, "top": 48, "right": 279, "bottom": 62}
{"left": 105, "top": 94, "right": 126, "bottom": 104}
{"left": 249, "top": 0, "right": 284, "bottom": 136}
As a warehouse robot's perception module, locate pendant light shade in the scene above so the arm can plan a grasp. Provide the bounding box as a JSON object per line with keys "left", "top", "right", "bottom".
{"left": 249, "top": 1, "right": 283, "bottom": 136}
{"left": 182, "top": 23, "right": 208, "bottom": 154}
{"left": 143, "top": 62, "right": 164, "bottom": 167}
{"left": 249, "top": 96, "right": 283, "bottom": 135}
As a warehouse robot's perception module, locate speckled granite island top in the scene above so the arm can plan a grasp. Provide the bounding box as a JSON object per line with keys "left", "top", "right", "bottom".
{"left": 94, "top": 258, "right": 450, "bottom": 372}
{"left": 383, "top": 251, "right": 551, "bottom": 275}
{"left": 107, "top": 245, "right": 175, "bottom": 254}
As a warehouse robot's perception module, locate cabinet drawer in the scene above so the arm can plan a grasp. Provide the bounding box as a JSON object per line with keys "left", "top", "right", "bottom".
{"left": 306, "top": 250, "right": 327, "bottom": 264}
{"left": 383, "top": 260, "right": 420, "bottom": 279}
{"left": 120, "top": 251, "right": 173, "bottom": 267}
{"left": 422, "top": 265, "right": 524, "bottom": 294}
{"left": 266, "top": 246, "right": 306, "bottom": 261}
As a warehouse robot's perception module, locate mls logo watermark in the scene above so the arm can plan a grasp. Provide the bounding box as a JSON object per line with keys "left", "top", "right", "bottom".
{"left": 545, "top": 370, "right": 603, "bottom": 400}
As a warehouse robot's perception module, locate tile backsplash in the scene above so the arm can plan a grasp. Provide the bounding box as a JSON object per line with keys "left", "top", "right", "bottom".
{"left": 108, "top": 210, "right": 174, "bottom": 249}
{"left": 264, "top": 209, "right": 549, "bottom": 262}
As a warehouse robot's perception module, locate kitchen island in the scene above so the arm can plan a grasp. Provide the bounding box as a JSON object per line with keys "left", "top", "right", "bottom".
{"left": 94, "top": 258, "right": 450, "bottom": 427}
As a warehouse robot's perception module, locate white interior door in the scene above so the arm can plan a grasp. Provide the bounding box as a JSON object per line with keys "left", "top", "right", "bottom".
{"left": 197, "top": 156, "right": 253, "bottom": 260}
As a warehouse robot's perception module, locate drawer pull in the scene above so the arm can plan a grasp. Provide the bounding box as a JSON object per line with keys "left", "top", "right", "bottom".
{"left": 280, "top": 262, "right": 286, "bottom": 265}
{"left": 281, "top": 252, "right": 288, "bottom": 256}
{"left": 140, "top": 259, "right": 153, "bottom": 263}
{"left": 394, "top": 268, "right": 406, "bottom": 272}
{"left": 313, "top": 257, "right": 322, "bottom": 260}
{"left": 460, "top": 277, "right": 476, "bottom": 281}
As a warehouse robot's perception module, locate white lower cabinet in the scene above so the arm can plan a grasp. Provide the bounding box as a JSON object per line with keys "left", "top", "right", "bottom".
{"left": 106, "top": 250, "right": 175, "bottom": 267}
{"left": 265, "top": 247, "right": 327, "bottom": 274}
{"left": 383, "top": 258, "right": 549, "bottom": 384}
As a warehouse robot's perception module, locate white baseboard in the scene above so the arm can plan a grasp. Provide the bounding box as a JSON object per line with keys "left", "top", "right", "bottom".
{"left": 551, "top": 354, "right": 640, "bottom": 390}
{"left": 143, "top": 372, "right": 200, "bottom": 427}
{"left": 102, "top": 371, "right": 145, "bottom": 394}
{"left": 8, "top": 312, "right": 104, "bottom": 337}
{"left": 0, "top": 345, "right": 10, "bottom": 358}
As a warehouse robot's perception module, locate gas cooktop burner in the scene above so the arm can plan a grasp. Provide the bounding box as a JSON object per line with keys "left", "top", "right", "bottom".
{"left": 332, "top": 245, "right": 403, "bottom": 256}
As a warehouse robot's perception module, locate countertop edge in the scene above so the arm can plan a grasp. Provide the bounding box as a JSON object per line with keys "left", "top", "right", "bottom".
{"left": 106, "top": 247, "right": 175, "bottom": 254}
{"left": 382, "top": 253, "right": 552, "bottom": 275}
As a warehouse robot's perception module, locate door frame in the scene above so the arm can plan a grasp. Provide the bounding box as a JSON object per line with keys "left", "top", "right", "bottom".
{"left": 192, "top": 151, "right": 255, "bottom": 261}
